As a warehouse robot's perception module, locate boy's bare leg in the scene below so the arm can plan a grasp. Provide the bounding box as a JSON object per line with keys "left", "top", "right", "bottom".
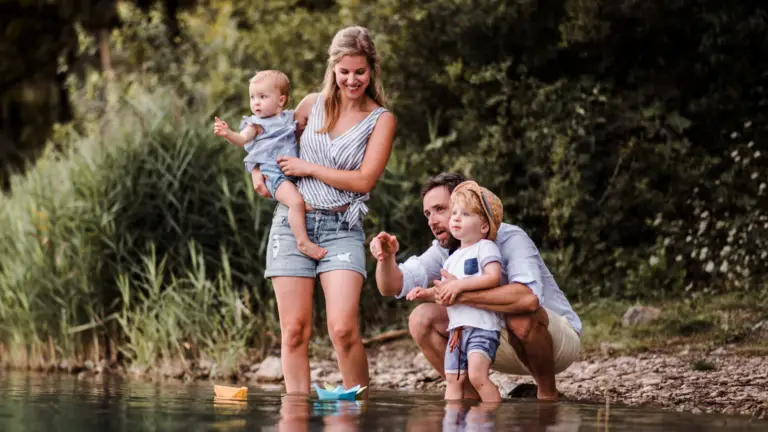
{"left": 444, "top": 373, "right": 466, "bottom": 401}
{"left": 467, "top": 352, "right": 500, "bottom": 403}
{"left": 274, "top": 181, "right": 327, "bottom": 260}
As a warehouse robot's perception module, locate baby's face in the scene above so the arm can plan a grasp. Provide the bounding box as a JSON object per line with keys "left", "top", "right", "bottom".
{"left": 249, "top": 80, "right": 286, "bottom": 118}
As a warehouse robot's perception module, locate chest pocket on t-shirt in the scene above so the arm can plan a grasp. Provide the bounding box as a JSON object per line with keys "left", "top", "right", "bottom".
{"left": 464, "top": 258, "right": 479, "bottom": 275}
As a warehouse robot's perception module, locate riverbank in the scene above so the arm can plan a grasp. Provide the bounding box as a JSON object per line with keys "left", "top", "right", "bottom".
{"left": 3, "top": 295, "right": 767, "bottom": 420}
{"left": 351, "top": 339, "right": 768, "bottom": 419}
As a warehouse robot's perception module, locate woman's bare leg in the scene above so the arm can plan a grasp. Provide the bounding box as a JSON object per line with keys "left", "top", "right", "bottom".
{"left": 320, "top": 270, "right": 368, "bottom": 397}
{"left": 272, "top": 276, "right": 315, "bottom": 394}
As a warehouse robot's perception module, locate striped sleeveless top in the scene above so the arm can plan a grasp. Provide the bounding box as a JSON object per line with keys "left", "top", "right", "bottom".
{"left": 297, "top": 94, "right": 388, "bottom": 229}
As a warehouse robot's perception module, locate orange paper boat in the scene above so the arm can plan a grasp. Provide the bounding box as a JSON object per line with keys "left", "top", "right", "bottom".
{"left": 214, "top": 384, "right": 248, "bottom": 401}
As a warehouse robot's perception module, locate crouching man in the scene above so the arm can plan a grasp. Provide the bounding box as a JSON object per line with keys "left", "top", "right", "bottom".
{"left": 370, "top": 173, "right": 582, "bottom": 400}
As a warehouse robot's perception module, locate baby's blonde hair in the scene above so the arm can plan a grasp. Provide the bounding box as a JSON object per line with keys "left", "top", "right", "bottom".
{"left": 250, "top": 70, "right": 291, "bottom": 103}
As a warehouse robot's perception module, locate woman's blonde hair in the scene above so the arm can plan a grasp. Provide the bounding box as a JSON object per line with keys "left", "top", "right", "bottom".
{"left": 318, "top": 26, "right": 388, "bottom": 133}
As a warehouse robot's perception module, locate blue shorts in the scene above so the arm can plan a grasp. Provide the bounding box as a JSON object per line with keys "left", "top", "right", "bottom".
{"left": 264, "top": 204, "right": 366, "bottom": 279}
{"left": 246, "top": 162, "right": 294, "bottom": 199}
{"left": 444, "top": 327, "right": 501, "bottom": 375}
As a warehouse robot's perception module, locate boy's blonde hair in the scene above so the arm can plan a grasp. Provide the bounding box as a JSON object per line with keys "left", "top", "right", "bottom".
{"left": 451, "top": 181, "right": 504, "bottom": 241}
{"left": 451, "top": 190, "right": 486, "bottom": 220}
{"left": 250, "top": 70, "right": 291, "bottom": 103}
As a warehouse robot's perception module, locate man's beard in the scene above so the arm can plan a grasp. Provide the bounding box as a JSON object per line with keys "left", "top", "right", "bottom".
{"left": 445, "top": 234, "right": 461, "bottom": 254}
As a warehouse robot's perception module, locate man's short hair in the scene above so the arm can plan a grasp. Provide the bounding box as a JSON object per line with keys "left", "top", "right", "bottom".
{"left": 420, "top": 172, "right": 467, "bottom": 198}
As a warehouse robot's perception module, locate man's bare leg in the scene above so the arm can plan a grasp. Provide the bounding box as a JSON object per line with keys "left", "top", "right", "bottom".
{"left": 408, "top": 303, "right": 480, "bottom": 399}
{"left": 505, "top": 308, "right": 557, "bottom": 400}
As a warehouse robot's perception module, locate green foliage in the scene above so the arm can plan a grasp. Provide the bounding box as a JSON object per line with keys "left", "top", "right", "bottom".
{"left": 1, "top": 0, "right": 768, "bottom": 367}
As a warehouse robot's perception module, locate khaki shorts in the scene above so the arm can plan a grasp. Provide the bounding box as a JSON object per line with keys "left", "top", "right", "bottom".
{"left": 492, "top": 308, "right": 581, "bottom": 375}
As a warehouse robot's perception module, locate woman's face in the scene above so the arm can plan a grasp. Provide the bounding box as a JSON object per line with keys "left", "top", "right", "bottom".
{"left": 333, "top": 55, "right": 371, "bottom": 101}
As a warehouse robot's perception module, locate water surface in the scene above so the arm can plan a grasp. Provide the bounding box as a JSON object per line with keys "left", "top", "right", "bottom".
{"left": 0, "top": 372, "right": 764, "bottom": 431}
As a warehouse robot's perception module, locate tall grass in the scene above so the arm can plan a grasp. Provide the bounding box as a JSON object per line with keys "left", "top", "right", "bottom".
{"left": 0, "top": 86, "right": 277, "bottom": 374}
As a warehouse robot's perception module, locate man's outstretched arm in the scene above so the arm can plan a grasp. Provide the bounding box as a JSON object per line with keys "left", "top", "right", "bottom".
{"left": 458, "top": 282, "right": 540, "bottom": 314}
{"left": 371, "top": 232, "right": 404, "bottom": 296}
{"left": 370, "top": 231, "right": 447, "bottom": 298}
{"left": 375, "top": 254, "right": 404, "bottom": 296}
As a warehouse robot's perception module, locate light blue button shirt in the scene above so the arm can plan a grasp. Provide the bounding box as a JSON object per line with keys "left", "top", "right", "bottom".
{"left": 396, "top": 223, "right": 582, "bottom": 334}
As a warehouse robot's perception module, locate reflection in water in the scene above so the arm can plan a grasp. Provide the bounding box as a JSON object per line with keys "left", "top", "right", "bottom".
{"left": 407, "top": 399, "right": 581, "bottom": 432}
{"left": 0, "top": 373, "right": 766, "bottom": 431}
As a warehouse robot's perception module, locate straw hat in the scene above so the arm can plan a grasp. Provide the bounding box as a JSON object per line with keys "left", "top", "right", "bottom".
{"left": 453, "top": 181, "right": 504, "bottom": 241}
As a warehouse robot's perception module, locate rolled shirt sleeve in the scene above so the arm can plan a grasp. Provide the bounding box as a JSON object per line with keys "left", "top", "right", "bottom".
{"left": 500, "top": 232, "right": 544, "bottom": 301}
{"left": 396, "top": 242, "right": 448, "bottom": 299}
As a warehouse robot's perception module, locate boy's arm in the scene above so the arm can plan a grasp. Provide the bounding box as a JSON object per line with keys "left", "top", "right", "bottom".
{"left": 452, "top": 261, "right": 501, "bottom": 292}
{"left": 453, "top": 240, "right": 502, "bottom": 292}
{"left": 436, "top": 262, "right": 501, "bottom": 306}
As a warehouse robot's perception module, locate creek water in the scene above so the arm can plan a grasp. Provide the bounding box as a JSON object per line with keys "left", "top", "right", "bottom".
{"left": 0, "top": 372, "right": 764, "bottom": 431}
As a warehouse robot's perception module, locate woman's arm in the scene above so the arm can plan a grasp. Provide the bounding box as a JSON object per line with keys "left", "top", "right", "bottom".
{"left": 293, "top": 93, "right": 320, "bottom": 142}
{"left": 305, "top": 112, "right": 397, "bottom": 193}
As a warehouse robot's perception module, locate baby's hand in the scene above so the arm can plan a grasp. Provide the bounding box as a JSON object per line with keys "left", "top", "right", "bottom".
{"left": 213, "top": 117, "right": 231, "bottom": 137}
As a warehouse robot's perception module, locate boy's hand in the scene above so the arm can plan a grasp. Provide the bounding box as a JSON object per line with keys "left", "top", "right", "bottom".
{"left": 436, "top": 280, "right": 463, "bottom": 306}
{"left": 406, "top": 287, "right": 434, "bottom": 302}
{"left": 370, "top": 232, "right": 399, "bottom": 262}
{"left": 213, "top": 117, "right": 231, "bottom": 137}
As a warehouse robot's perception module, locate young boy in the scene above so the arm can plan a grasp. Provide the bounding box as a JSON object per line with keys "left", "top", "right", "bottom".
{"left": 407, "top": 180, "right": 504, "bottom": 402}
{"left": 213, "top": 70, "right": 326, "bottom": 260}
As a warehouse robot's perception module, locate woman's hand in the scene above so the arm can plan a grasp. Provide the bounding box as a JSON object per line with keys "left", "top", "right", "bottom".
{"left": 277, "top": 156, "right": 315, "bottom": 177}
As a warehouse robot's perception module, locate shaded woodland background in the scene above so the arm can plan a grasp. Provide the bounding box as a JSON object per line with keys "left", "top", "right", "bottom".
{"left": 0, "top": 0, "right": 766, "bottom": 369}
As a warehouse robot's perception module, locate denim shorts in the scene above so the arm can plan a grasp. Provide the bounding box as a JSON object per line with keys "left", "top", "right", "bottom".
{"left": 264, "top": 204, "right": 367, "bottom": 279}
{"left": 444, "top": 327, "right": 501, "bottom": 375}
{"left": 246, "top": 162, "right": 293, "bottom": 199}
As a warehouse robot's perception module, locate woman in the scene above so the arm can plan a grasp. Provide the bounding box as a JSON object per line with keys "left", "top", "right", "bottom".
{"left": 253, "top": 26, "right": 396, "bottom": 396}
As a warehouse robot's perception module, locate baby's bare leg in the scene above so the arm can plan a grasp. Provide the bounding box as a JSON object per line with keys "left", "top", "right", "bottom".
{"left": 467, "top": 352, "right": 500, "bottom": 403}
{"left": 274, "top": 182, "right": 327, "bottom": 260}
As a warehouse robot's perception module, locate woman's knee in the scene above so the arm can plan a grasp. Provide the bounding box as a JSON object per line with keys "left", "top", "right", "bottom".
{"left": 281, "top": 321, "right": 311, "bottom": 351}
{"left": 328, "top": 322, "right": 360, "bottom": 351}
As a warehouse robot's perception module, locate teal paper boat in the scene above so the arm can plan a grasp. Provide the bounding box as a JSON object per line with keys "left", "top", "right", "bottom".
{"left": 313, "top": 383, "right": 367, "bottom": 401}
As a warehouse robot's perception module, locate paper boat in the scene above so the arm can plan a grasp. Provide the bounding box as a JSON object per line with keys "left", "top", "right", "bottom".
{"left": 213, "top": 384, "right": 248, "bottom": 401}
{"left": 313, "top": 383, "right": 367, "bottom": 401}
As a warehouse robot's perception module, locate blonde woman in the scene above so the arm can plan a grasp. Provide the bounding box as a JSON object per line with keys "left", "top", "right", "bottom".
{"left": 254, "top": 26, "right": 396, "bottom": 396}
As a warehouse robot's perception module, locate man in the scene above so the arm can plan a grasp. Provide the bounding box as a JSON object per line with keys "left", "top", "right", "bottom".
{"left": 370, "top": 173, "right": 581, "bottom": 400}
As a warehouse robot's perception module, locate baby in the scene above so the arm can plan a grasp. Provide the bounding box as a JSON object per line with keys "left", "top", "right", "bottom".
{"left": 407, "top": 180, "right": 504, "bottom": 402}
{"left": 213, "top": 70, "right": 326, "bottom": 260}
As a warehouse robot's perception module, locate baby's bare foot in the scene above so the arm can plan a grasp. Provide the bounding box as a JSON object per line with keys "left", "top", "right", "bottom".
{"left": 297, "top": 240, "right": 327, "bottom": 260}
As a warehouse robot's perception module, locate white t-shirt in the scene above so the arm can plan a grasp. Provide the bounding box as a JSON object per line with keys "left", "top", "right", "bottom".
{"left": 443, "top": 239, "right": 503, "bottom": 332}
